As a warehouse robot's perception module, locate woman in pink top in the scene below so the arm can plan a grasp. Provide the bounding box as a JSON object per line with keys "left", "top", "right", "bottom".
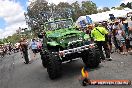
{"left": 37, "top": 40, "right": 42, "bottom": 52}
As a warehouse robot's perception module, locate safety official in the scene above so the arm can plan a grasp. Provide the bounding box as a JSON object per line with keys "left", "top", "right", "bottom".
{"left": 91, "top": 23, "right": 112, "bottom": 61}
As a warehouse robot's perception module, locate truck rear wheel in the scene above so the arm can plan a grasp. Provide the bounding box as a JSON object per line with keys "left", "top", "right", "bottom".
{"left": 82, "top": 47, "right": 101, "bottom": 68}
{"left": 47, "top": 54, "right": 62, "bottom": 79}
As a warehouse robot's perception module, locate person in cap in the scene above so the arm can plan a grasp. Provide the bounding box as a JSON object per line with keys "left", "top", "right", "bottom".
{"left": 19, "top": 38, "right": 30, "bottom": 64}
{"left": 112, "top": 20, "right": 121, "bottom": 52}
{"left": 86, "top": 24, "right": 93, "bottom": 35}
{"left": 102, "top": 21, "right": 113, "bottom": 53}
{"left": 91, "top": 23, "right": 112, "bottom": 61}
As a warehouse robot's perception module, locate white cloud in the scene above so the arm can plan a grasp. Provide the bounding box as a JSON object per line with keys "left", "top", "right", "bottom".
{"left": 0, "top": 0, "right": 27, "bottom": 39}
{"left": 121, "top": 0, "right": 132, "bottom": 4}
{"left": 1, "top": 22, "right": 27, "bottom": 38}
{"left": 0, "top": 29, "right": 4, "bottom": 34}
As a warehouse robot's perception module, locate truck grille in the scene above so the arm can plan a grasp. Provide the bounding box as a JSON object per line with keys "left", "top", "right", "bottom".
{"left": 59, "top": 44, "right": 95, "bottom": 57}
{"left": 66, "top": 36, "right": 78, "bottom": 42}
{"left": 64, "top": 36, "right": 83, "bottom": 49}
{"left": 68, "top": 42, "right": 81, "bottom": 49}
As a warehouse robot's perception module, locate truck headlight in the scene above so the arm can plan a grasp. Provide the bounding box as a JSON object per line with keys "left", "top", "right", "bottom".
{"left": 79, "top": 37, "right": 82, "bottom": 40}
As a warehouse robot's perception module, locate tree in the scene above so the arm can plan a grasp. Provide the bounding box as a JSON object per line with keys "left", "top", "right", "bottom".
{"left": 111, "top": 7, "right": 115, "bottom": 9}
{"left": 119, "top": 2, "right": 132, "bottom": 9}
{"left": 26, "top": 0, "right": 50, "bottom": 32}
{"left": 120, "top": 3, "right": 126, "bottom": 7}
{"left": 102, "top": 7, "right": 110, "bottom": 12}
{"left": 126, "top": 2, "right": 132, "bottom": 9}
{"left": 56, "top": 2, "right": 73, "bottom": 19}
{"left": 26, "top": 0, "right": 98, "bottom": 31}
{"left": 81, "top": 1, "right": 98, "bottom": 15}
{"left": 71, "top": 1, "right": 83, "bottom": 21}
{"left": 98, "top": 7, "right": 110, "bottom": 13}
{"left": 26, "top": 0, "right": 74, "bottom": 32}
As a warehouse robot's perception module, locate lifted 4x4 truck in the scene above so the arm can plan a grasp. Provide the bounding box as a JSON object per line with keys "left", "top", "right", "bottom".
{"left": 38, "top": 18, "right": 101, "bottom": 79}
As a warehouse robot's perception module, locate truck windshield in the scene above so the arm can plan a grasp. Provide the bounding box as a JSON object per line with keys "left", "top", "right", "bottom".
{"left": 45, "top": 19, "right": 73, "bottom": 31}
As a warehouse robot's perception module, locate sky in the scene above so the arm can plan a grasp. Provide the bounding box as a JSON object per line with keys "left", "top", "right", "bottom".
{"left": 0, "top": 0, "right": 131, "bottom": 39}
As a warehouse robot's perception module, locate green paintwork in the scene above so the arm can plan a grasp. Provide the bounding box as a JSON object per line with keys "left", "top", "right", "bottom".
{"left": 84, "top": 34, "right": 90, "bottom": 40}
{"left": 47, "top": 41, "right": 59, "bottom": 46}
{"left": 43, "top": 18, "right": 90, "bottom": 48}
{"left": 46, "top": 28, "right": 82, "bottom": 38}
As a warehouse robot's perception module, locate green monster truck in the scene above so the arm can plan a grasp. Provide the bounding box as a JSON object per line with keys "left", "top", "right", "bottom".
{"left": 38, "top": 18, "right": 101, "bottom": 79}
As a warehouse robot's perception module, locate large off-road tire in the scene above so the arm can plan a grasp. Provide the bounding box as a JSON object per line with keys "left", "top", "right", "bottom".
{"left": 41, "top": 54, "right": 49, "bottom": 68}
{"left": 82, "top": 47, "right": 101, "bottom": 68}
{"left": 47, "top": 54, "right": 62, "bottom": 79}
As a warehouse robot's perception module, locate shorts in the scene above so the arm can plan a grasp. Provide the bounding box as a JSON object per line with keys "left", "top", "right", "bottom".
{"left": 32, "top": 49, "right": 37, "bottom": 53}
{"left": 117, "top": 39, "right": 125, "bottom": 47}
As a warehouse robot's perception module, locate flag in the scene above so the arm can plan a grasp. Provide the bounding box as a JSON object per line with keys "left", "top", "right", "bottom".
{"left": 79, "top": 21, "right": 86, "bottom": 27}
{"left": 86, "top": 16, "right": 92, "bottom": 24}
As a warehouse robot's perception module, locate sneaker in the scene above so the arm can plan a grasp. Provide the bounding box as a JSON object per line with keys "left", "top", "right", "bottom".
{"left": 111, "top": 51, "right": 114, "bottom": 54}
{"left": 106, "top": 57, "right": 112, "bottom": 61}
{"left": 24, "top": 62, "right": 28, "bottom": 64}
{"left": 24, "top": 61, "right": 31, "bottom": 64}
{"left": 28, "top": 61, "right": 32, "bottom": 64}
{"left": 120, "top": 52, "right": 124, "bottom": 55}
{"left": 124, "top": 52, "right": 128, "bottom": 55}
{"left": 129, "top": 51, "right": 132, "bottom": 55}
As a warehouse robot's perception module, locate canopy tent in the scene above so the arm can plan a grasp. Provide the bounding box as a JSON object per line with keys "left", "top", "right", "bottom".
{"left": 75, "top": 8, "right": 132, "bottom": 27}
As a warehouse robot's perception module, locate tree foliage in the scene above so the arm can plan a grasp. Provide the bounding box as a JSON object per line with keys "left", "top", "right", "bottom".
{"left": 25, "top": 0, "right": 98, "bottom": 31}
{"left": 98, "top": 7, "right": 110, "bottom": 13}
{"left": 81, "top": 1, "right": 97, "bottom": 15}
{"left": 26, "top": 0, "right": 49, "bottom": 31}
{"left": 0, "top": 40, "right": 4, "bottom": 44}
{"left": 120, "top": 2, "right": 132, "bottom": 9}
{"left": 102, "top": 7, "right": 110, "bottom": 12}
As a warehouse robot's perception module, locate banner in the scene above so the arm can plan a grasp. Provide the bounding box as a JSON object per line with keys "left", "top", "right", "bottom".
{"left": 86, "top": 16, "right": 92, "bottom": 24}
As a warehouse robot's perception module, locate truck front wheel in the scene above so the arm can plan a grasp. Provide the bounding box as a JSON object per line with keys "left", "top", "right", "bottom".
{"left": 82, "top": 47, "right": 101, "bottom": 68}
{"left": 47, "top": 54, "right": 62, "bottom": 79}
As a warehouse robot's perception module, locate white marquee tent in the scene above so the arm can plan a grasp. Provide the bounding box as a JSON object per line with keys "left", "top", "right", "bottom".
{"left": 75, "top": 8, "right": 132, "bottom": 27}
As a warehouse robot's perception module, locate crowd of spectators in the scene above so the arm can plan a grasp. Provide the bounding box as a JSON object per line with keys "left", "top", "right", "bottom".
{"left": 86, "top": 16, "right": 132, "bottom": 58}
